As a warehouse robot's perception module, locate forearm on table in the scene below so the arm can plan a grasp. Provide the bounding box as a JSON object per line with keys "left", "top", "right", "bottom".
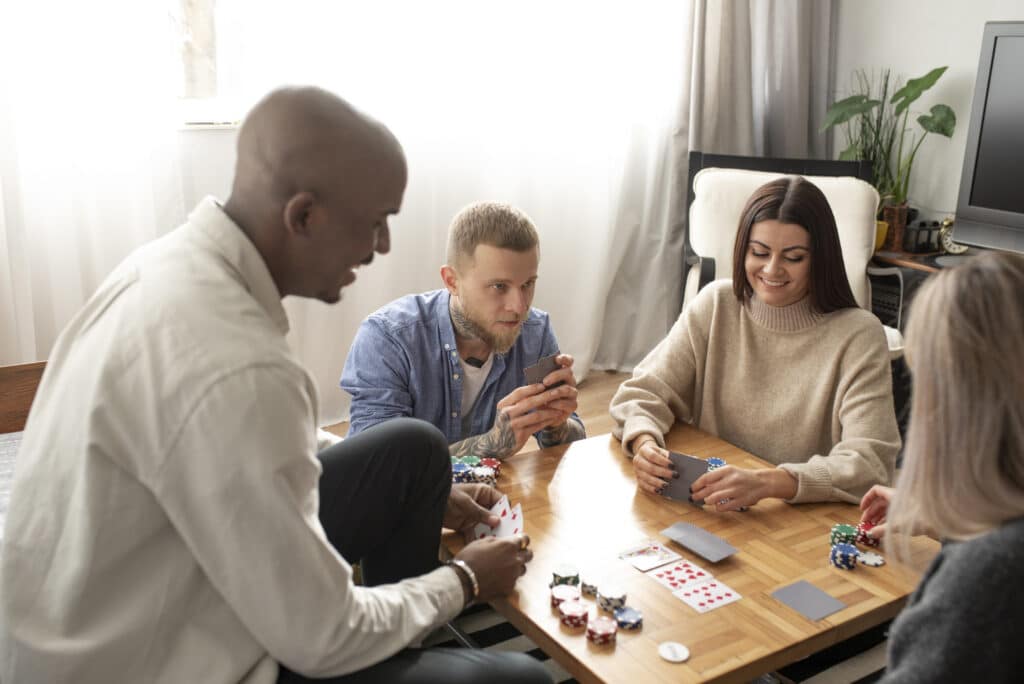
{"left": 450, "top": 413, "right": 515, "bottom": 459}
{"left": 537, "top": 417, "right": 585, "bottom": 448}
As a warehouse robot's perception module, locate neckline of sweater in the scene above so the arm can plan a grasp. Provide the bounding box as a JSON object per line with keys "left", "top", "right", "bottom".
{"left": 745, "top": 293, "right": 826, "bottom": 332}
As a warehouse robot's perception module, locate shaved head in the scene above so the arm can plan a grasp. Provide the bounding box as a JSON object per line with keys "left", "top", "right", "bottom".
{"left": 224, "top": 87, "right": 407, "bottom": 302}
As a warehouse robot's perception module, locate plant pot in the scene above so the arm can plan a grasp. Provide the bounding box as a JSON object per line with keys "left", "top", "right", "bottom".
{"left": 874, "top": 220, "right": 889, "bottom": 252}
{"left": 882, "top": 204, "right": 909, "bottom": 252}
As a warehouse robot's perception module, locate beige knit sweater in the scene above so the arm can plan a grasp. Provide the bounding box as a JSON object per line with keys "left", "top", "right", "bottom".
{"left": 610, "top": 280, "right": 899, "bottom": 504}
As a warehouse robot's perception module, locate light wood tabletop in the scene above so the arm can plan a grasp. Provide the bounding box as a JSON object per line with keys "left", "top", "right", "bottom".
{"left": 443, "top": 426, "right": 939, "bottom": 684}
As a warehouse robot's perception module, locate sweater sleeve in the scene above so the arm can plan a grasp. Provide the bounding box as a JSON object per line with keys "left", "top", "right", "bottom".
{"left": 881, "top": 529, "right": 1024, "bottom": 682}
{"left": 609, "top": 288, "right": 711, "bottom": 456}
{"left": 779, "top": 317, "right": 899, "bottom": 504}
{"left": 154, "top": 363, "right": 464, "bottom": 677}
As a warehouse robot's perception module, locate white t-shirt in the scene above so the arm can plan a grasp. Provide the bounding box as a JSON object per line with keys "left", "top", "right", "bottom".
{"left": 459, "top": 354, "right": 493, "bottom": 438}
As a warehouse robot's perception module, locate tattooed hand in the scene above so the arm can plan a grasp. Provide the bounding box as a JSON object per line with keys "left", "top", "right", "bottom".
{"left": 451, "top": 384, "right": 563, "bottom": 459}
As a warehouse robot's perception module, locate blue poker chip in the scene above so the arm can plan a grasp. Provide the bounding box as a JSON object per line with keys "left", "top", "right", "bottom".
{"left": 706, "top": 457, "right": 726, "bottom": 470}
{"left": 613, "top": 606, "right": 643, "bottom": 629}
{"left": 829, "top": 542, "right": 859, "bottom": 570}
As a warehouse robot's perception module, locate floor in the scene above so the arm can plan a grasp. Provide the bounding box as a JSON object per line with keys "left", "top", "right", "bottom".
{"left": 324, "top": 369, "right": 631, "bottom": 441}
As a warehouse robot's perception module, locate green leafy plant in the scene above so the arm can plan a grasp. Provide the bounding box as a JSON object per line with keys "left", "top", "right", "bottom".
{"left": 822, "top": 67, "right": 956, "bottom": 207}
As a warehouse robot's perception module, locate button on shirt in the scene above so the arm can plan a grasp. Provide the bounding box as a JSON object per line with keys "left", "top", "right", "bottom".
{"left": 341, "top": 289, "right": 582, "bottom": 443}
{"left": 0, "top": 197, "right": 464, "bottom": 684}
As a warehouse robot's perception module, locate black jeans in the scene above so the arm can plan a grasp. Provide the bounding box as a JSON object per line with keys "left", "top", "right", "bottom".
{"left": 277, "top": 418, "right": 551, "bottom": 684}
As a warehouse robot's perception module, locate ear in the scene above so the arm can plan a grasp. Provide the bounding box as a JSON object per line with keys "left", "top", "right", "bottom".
{"left": 282, "top": 192, "right": 317, "bottom": 237}
{"left": 440, "top": 264, "right": 459, "bottom": 295}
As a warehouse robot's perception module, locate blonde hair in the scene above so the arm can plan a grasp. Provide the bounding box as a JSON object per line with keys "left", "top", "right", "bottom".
{"left": 889, "top": 251, "right": 1024, "bottom": 558}
{"left": 446, "top": 202, "right": 539, "bottom": 270}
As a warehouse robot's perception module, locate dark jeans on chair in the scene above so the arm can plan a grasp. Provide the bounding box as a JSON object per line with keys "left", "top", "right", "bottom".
{"left": 277, "top": 417, "right": 551, "bottom": 684}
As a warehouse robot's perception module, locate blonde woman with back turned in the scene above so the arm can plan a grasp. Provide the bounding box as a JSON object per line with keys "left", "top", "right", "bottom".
{"left": 863, "top": 251, "right": 1024, "bottom": 682}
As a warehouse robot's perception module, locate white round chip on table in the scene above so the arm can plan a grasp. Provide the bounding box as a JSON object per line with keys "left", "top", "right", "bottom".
{"left": 858, "top": 550, "right": 885, "bottom": 567}
{"left": 658, "top": 641, "right": 690, "bottom": 663}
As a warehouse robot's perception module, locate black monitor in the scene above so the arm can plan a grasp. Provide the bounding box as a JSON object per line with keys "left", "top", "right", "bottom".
{"left": 954, "top": 21, "right": 1024, "bottom": 252}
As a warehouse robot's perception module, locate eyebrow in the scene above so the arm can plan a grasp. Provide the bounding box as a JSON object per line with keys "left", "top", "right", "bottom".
{"left": 486, "top": 277, "right": 538, "bottom": 285}
{"left": 749, "top": 239, "right": 809, "bottom": 252}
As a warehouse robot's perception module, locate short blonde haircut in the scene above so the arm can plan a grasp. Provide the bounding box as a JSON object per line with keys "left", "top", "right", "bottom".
{"left": 446, "top": 202, "right": 539, "bottom": 270}
{"left": 889, "top": 251, "right": 1024, "bottom": 557}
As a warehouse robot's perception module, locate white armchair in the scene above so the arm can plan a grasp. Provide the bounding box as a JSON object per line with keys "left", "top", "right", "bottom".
{"left": 682, "top": 158, "right": 904, "bottom": 358}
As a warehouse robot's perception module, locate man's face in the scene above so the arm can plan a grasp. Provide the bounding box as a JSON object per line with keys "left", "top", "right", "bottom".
{"left": 302, "top": 155, "right": 407, "bottom": 304}
{"left": 450, "top": 244, "right": 539, "bottom": 353}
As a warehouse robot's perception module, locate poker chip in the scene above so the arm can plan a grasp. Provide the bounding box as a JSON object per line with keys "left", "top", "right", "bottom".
{"left": 706, "top": 457, "right": 726, "bottom": 471}
{"left": 829, "top": 523, "right": 857, "bottom": 546}
{"left": 586, "top": 616, "right": 617, "bottom": 645}
{"left": 580, "top": 575, "right": 599, "bottom": 596}
{"left": 550, "top": 584, "right": 581, "bottom": 608}
{"left": 597, "top": 585, "right": 627, "bottom": 612}
{"left": 613, "top": 606, "right": 643, "bottom": 630}
{"left": 458, "top": 455, "right": 482, "bottom": 467}
{"left": 471, "top": 466, "right": 497, "bottom": 487}
{"left": 558, "top": 600, "right": 589, "bottom": 628}
{"left": 479, "top": 457, "right": 502, "bottom": 476}
{"left": 858, "top": 550, "right": 885, "bottom": 567}
{"left": 451, "top": 463, "right": 474, "bottom": 483}
{"left": 856, "top": 521, "right": 881, "bottom": 548}
{"left": 658, "top": 641, "right": 690, "bottom": 663}
{"left": 551, "top": 563, "right": 580, "bottom": 587}
{"left": 829, "top": 542, "right": 859, "bottom": 570}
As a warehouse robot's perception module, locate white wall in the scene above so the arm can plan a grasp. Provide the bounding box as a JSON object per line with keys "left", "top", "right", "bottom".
{"left": 834, "top": 0, "right": 1023, "bottom": 221}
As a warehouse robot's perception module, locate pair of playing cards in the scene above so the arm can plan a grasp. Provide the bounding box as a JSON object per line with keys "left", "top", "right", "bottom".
{"left": 617, "top": 539, "right": 742, "bottom": 614}
{"left": 470, "top": 494, "right": 524, "bottom": 541}
{"left": 660, "top": 451, "right": 710, "bottom": 505}
{"left": 523, "top": 353, "right": 565, "bottom": 388}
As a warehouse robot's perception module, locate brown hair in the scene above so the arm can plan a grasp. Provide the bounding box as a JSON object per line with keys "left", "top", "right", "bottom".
{"left": 888, "top": 251, "right": 1024, "bottom": 558}
{"left": 446, "top": 202, "right": 539, "bottom": 270}
{"left": 731, "top": 176, "right": 858, "bottom": 313}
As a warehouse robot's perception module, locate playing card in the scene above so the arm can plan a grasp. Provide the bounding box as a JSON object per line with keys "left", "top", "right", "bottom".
{"left": 673, "top": 578, "right": 742, "bottom": 613}
{"left": 771, "top": 580, "right": 846, "bottom": 621}
{"left": 471, "top": 495, "right": 511, "bottom": 540}
{"left": 617, "top": 539, "right": 682, "bottom": 572}
{"left": 646, "top": 559, "right": 712, "bottom": 591}
{"left": 523, "top": 353, "right": 564, "bottom": 388}
{"left": 661, "top": 522, "right": 737, "bottom": 563}
{"left": 659, "top": 452, "right": 709, "bottom": 505}
{"left": 504, "top": 503, "right": 524, "bottom": 537}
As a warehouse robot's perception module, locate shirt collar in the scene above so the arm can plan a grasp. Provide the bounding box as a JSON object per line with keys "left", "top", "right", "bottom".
{"left": 188, "top": 196, "right": 290, "bottom": 335}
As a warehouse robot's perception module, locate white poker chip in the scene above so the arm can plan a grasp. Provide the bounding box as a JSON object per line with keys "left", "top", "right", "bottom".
{"left": 658, "top": 641, "right": 690, "bottom": 663}
{"left": 858, "top": 551, "right": 885, "bottom": 567}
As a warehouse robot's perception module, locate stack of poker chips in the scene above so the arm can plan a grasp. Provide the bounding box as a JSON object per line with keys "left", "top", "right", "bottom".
{"left": 479, "top": 457, "right": 502, "bottom": 476}
{"left": 855, "top": 520, "right": 881, "bottom": 548}
{"left": 613, "top": 606, "right": 643, "bottom": 630}
{"left": 829, "top": 523, "right": 858, "bottom": 546}
{"left": 470, "top": 466, "right": 497, "bottom": 487}
{"left": 558, "top": 600, "right": 589, "bottom": 629}
{"left": 457, "top": 455, "right": 482, "bottom": 467}
{"left": 586, "top": 616, "right": 618, "bottom": 645}
{"left": 551, "top": 564, "right": 580, "bottom": 587}
{"left": 597, "top": 585, "right": 627, "bottom": 613}
{"left": 550, "top": 584, "right": 581, "bottom": 608}
{"left": 829, "top": 542, "right": 859, "bottom": 570}
{"left": 451, "top": 462, "right": 474, "bottom": 484}
{"left": 450, "top": 458, "right": 498, "bottom": 486}
{"left": 579, "top": 575, "right": 599, "bottom": 597}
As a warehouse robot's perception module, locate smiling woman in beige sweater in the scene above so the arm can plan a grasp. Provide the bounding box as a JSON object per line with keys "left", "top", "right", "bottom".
{"left": 610, "top": 176, "right": 899, "bottom": 508}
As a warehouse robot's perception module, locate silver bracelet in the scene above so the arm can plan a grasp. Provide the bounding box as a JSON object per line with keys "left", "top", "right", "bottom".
{"left": 447, "top": 559, "right": 479, "bottom": 602}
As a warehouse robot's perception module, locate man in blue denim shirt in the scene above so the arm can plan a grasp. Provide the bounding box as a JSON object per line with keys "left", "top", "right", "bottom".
{"left": 341, "top": 202, "right": 585, "bottom": 459}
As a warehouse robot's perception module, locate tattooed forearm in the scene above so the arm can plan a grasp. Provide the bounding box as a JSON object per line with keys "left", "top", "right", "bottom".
{"left": 450, "top": 412, "right": 518, "bottom": 460}
{"left": 537, "top": 417, "right": 586, "bottom": 448}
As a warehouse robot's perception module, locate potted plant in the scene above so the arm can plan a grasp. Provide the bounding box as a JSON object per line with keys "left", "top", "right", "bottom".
{"left": 822, "top": 67, "right": 956, "bottom": 251}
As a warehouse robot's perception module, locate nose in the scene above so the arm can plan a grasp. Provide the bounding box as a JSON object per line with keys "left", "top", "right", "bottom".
{"left": 507, "top": 288, "right": 528, "bottom": 317}
{"left": 374, "top": 223, "right": 391, "bottom": 255}
{"left": 763, "top": 254, "right": 785, "bottom": 276}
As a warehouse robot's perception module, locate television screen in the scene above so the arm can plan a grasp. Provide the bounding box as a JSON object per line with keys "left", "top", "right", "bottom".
{"left": 968, "top": 35, "right": 1024, "bottom": 215}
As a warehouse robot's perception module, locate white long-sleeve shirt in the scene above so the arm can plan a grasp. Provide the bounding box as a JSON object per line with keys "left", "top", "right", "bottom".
{"left": 0, "top": 197, "right": 464, "bottom": 684}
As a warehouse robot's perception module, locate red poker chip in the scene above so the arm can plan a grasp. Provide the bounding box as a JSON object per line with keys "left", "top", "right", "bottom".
{"left": 559, "top": 600, "right": 589, "bottom": 627}
{"left": 550, "top": 584, "right": 581, "bottom": 607}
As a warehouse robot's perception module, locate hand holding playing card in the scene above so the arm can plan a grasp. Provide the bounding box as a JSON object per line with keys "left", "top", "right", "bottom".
{"left": 630, "top": 435, "right": 676, "bottom": 494}
{"left": 523, "top": 353, "right": 578, "bottom": 430}
{"left": 469, "top": 494, "right": 525, "bottom": 542}
{"left": 691, "top": 465, "right": 796, "bottom": 512}
{"left": 445, "top": 483, "right": 502, "bottom": 533}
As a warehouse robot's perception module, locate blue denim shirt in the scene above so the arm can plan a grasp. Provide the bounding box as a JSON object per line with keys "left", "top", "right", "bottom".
{"left": 341, "top": 289, "right": 583, "bottom": 444}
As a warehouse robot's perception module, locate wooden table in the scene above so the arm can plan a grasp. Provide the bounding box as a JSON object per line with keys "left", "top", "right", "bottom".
{"left": 443, "top": 427, "right": 939, "bottom": 684}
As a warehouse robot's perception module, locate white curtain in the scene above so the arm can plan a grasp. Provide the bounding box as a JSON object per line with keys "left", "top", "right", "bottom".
{"left": 0, "top": 1, "right": 833, "bottom": 426}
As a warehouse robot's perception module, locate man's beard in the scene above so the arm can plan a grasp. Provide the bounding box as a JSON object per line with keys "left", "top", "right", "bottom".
{"left": 450, "top": 298, "right": 521, "bottom": 354}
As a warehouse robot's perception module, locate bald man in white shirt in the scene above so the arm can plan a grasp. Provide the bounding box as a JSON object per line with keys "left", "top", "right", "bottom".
{"left": 0, "top": 87, "right": 548, "bottom": 684}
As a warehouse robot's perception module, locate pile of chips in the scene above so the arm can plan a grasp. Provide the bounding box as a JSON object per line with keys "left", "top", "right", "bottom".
{"left": 550, "top": 584, "right": 581, "bottom": 608}
{"left": 828, "top": 523, "right": 857, "bottom": 546}
{"left": 597, "top": 585, "right": 627, "bottom": 613}
{"left": 450, "top": 456, "right": 501, "bottom": 486}
{"left": 551, "top": 564, "right": 580, "bottom": 587}
{"left": 855, "top": 520, "right": 880, "bottom": 548}
{"left": 829, "top": 542, "right": 859, "bottom": 570}
{"left": 558, "top": 600, "right": 589, "bottom": 629}
{"left": 587, "top": 616, "right": 618, "bottom": 645}
{"left": 613, "top": 606, "right": 643, "bottom": 630}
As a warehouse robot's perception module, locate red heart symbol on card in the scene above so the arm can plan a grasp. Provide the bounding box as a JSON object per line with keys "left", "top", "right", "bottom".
{"left": 501, "top": 510, "right": 507, "bottom": 517}
{"left": 512, "top": 512, "right": 518, "bottom": 519}
{"left": 513, "top": 527, "right": 519, "bottom": 534}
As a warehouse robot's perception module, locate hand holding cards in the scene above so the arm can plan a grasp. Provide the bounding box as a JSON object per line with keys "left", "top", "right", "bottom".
{"left": 471, "top": 494, "right": 524, "bottom": 541}
{"left": 523, "top": 353, "right": 565, "bottom": 388}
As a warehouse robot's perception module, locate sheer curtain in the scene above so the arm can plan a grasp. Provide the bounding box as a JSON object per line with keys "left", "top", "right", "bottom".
{"left": 0, "top": 1, "right": 833, "bottom": 425}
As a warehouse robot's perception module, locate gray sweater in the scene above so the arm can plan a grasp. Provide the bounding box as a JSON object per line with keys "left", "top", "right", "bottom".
{"left": 882, "top": 517, "right": 1024, "bottom": 682}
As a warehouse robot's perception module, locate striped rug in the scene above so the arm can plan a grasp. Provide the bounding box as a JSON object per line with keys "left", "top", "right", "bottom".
{"left": 424, "top": 604, "right": 889, "bottom": 684}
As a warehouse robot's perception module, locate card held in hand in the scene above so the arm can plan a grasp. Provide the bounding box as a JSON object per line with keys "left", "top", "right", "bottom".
{"left": 661, "top": 521, "right": 737, "bottom": 563}
{"left": 523, "top": 353, "right": 564, "bottom": 388}
{"left": 660, "top": 452, "right": 709, "bottom": 506}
